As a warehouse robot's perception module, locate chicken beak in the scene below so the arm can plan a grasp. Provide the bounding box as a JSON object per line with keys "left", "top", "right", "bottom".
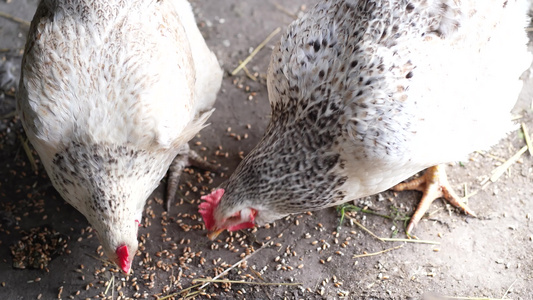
{"left": 120, "top": 264, "right": 131, "bottom": 275}
{"left": 207, "top": 228, "right": 224, "bottom": 240}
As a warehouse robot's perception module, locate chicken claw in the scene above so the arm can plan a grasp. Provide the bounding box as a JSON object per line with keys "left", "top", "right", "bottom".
{"left": 166, "top": 143, "right": 222, "bottom": 211}
{"left": 392, "top": 165, "right": 476, "bottom": 234}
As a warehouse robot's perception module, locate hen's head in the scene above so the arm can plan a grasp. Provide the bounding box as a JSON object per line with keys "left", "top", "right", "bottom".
{"left": 41, "top": 143, "right": 169, "bottom": 274}
{"left": 199, "top": 189, "right": 257, "bottom": 240}
{"left": 94, "top": 219, "right": 140, "bottom": 274}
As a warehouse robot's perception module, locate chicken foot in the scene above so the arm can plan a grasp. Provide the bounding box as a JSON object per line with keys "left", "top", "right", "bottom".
{"left": 392, "top": 164, "right": 476, "bottom": 234}
{"left": 166, "top": 143, "right": 222, "bottom": 211}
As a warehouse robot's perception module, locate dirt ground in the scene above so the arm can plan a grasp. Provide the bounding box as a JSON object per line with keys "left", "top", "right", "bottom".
{"left": 1, "top": 1, "right": 533, "bottom": 299}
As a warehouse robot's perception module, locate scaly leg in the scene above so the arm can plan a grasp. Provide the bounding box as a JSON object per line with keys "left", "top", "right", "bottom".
{"left": 166, "top": 143, "right": 222, "bottom": 211}
{"left": 392, "top": 164, "right": 476, "bottom": 234}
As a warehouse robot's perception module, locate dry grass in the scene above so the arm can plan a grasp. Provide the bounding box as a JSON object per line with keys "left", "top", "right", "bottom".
{"left": 231, "top": 27, "right": 281, "bottom": 76}
{"left": 0, "top": 11, "right": 30, "bottom": 27}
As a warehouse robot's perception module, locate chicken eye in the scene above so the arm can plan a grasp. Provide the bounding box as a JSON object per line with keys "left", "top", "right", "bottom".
{"left": 226, "top": 212, "right": 241, "bottom": 222}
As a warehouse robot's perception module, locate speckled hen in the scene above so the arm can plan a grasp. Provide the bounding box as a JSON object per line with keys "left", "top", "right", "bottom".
{"left": 200, "top": 0, "right": 530, "bottom": 238}
{"left": 17, "top": 0, "right": 222, "bottom": 273}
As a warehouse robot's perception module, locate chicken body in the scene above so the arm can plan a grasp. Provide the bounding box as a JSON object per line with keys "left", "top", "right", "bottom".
{"left": 18, "top": 0, "right": 222, "bottom": 272}
{"left": 201, "top": 0, "right": 530, "bottom": 236}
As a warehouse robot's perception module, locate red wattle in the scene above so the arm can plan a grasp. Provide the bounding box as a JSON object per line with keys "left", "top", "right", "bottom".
{"left": 116, "top": 245, "right": 131, "bottom": 273}
{"left": 228, "top": 221, "right": 255, "bottom": 231}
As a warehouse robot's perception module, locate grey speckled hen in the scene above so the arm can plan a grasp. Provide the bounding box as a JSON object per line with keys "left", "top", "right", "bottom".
{"left": 200, "top": 0, "right": 530, "bottom": 238}
{"left": 17, "top": 0, "right": 222, "bottom": 273}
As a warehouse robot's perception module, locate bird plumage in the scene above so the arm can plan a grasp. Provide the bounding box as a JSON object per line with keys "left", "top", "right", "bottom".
{"left": 18, "top": 0, "right": 222, "bottom": 272}
{"left": 201, "top": 0, "right": 530, "bottom": 235}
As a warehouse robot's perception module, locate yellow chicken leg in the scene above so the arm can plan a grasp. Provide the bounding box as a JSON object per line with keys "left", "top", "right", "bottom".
{"left": 392, "top": 165, "right": 476, "bottom": 234}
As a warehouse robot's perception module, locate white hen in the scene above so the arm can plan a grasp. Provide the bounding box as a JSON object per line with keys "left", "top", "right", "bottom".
{"left": 17, "top": 0, "right": 222, "bottom": 273}
{"left": 200, "top": 0, "right": 530, "bottom": 238}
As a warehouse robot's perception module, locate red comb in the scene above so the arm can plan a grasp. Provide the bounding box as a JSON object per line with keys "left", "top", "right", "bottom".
{"left": 116, "top": 245, "right": 131, "bottom": 274}
{"left": 199, "top": 188, "right": 225, "bottom": 230}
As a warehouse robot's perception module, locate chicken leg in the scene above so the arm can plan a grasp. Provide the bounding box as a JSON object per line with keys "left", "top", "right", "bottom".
{"left": 166, "top": 143, "right": 221, "bottom": 211}
{"left": 392, "top": 165, "right": 476, "bottom": 234}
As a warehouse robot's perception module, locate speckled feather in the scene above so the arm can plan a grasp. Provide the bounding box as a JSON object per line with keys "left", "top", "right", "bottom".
{"left": 214, "top": 0, "right": 530, "bottom": 226}
{"left": 17, "top": 0, "right": 222, "bottom": 269}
